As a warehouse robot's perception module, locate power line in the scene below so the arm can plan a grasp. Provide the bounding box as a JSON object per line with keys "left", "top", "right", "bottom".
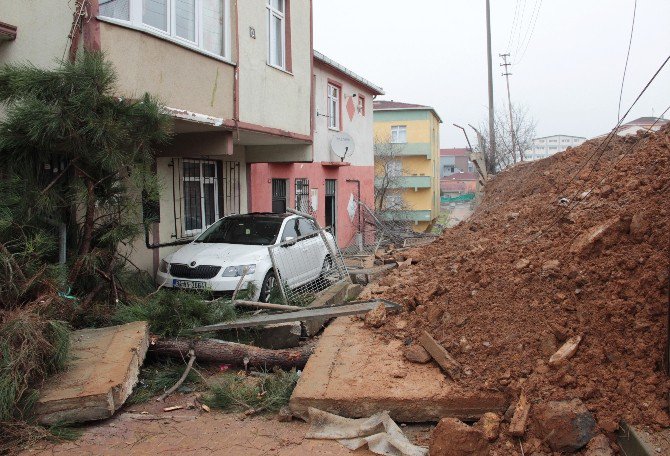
{"left": 617, "top": 0, "right": 638, "bottom": 122}
{"left": 513, "top": 0, "right": 543, "bottom": 64}
{"left": 506, "top": 0, "right": 523, "bottom": 53}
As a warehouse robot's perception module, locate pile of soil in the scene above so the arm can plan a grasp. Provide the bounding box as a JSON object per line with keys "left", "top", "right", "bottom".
{"left": 367, "top": 125, "right": 670, "bottom": 451}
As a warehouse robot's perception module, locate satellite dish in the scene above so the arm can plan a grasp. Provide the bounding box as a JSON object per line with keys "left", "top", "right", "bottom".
{"left": 330, "top": 132, "right": 355, "bottom": 162}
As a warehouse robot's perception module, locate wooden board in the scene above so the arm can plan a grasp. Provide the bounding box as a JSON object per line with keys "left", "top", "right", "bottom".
{"left": 508, "top": 392, "right": 531, "bottom": 437}
{"left": 193, "top": 299, "right": 402, "bottom": 332}
{"left": 418, "top": 330, "right": 462, "bottom": 380}
{"left": 35, "top": 321, "right": 149, "bottom": 425}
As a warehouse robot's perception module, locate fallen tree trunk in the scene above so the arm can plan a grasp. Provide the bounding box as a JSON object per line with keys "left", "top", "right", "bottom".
{"left": 149, "top": 338, "right": 314, "bottom": 370}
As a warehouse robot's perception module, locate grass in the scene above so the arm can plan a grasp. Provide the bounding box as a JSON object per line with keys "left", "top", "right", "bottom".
{"left": 126, "top": 360, "right": 203, "bottom": 405}
{"left": 113, "top": 289, "right": 236, "bottom": 338}
{"left": 204, "top": 369, "right": 299, "bottom": 413}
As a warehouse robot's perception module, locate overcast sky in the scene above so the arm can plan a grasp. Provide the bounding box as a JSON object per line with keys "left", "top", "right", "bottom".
{"left": 313, "top": 0, "right": 670, "bottom": 148}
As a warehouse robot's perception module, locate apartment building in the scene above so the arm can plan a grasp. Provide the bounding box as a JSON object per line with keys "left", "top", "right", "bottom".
{"left": 439, "top": 148, "right": 476, "bottom": 197}
{"left": 1, "top": 0, "right": 314, "bottom": 275}
{"left": 526, "top": 134, "right": 586, "bottom": 161}
{"left": 373, "top": 101, "right": 442, "bottom": 232}
{"left": 249, "top": 51, "right": 384, "bottom": 248}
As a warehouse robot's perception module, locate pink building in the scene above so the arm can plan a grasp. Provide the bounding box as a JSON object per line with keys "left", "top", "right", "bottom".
{"left": 249, "top": 51, "right": 384, "bottom": 248}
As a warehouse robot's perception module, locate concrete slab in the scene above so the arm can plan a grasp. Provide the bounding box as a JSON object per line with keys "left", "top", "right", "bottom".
{"left": 302, "top": 280, "right": 350, "bottom": 337}
{"left": 290, "top": 317, "right": 508, "bottom": 423}
{"left": 35, "top": 321, "right": 149, "bottom": 425}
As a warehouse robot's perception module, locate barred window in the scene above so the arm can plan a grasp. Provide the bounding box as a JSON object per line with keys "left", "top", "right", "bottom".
{"left": 295, "top": 178, "right": 309, "bottom": 213}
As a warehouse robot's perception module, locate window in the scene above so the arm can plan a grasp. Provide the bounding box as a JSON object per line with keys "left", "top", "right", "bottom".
{"left": 385, "top": 194, "right": 403, "bottom": 210}
{"left": 386, "top": 160, "right": 402, "bottom": 178}
{"left": 297, "top": 218, "right": 318, "bottom": 236}
{"left": 295, "top": 178, "right": 309, "bottom": 212}
{"left": 358, "top": 95, "right": 366, "bottom": 116}
{"left": 327, "top": 83, "right": 341, "bottom": 130}
{"left": 391, "top": 125, "right": 407, "bottom": 143}
{"left": 183, "top": 160, "right": 219, "bottom": 234}
{"left": 267, "top": 0, "right": 286, "bottom": 68}
{"left": 549, "top": 139, "right": 558, "bottom": 143}
{"left": 468, "top": 161, "right": 474, "bottom": 173}
{"left": 281, "top": 219, "right": 299, "bottom": 241}
{"left": 99, "top": 0, "right": 230, "bottom": 58}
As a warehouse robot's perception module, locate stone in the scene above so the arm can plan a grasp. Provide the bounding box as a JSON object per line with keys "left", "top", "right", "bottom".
{"left": 533, "top": 399, "right": 597, "bottom": 452}
{"left": 549, "top": 335, "right": 583, "bottom": 367}
{"left": 584, "top": 434, "right": 614, "bottom": 456}
{"left": 515, "top": 258, "right": 530, "bottom": 270}
{"left": 477, "top": 412, "right": 501, "bottom": 441}
{"left": 629, "top": 212, "right": 650, "bottom": 242}
{"left": 277, "top": 406, "right": 293, "bottom": 422}
{"left": 429, "top": 417, "right": 489, "bottom": 456}
{"left": 345, "top": 283, "right": 364, "bottom": 301}
{"left": 542, "top": 259, "right": 561, "bottom": 273}
{"left": 364, "top": 302, "right": 387, "bottom": 328}
{"left": 404, "top": 344, "right": 432, "bottom": 364}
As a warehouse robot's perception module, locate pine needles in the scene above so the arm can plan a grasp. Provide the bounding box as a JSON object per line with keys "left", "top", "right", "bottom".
{"left": 204, "top": 370, "right": 299, "bottom": 413}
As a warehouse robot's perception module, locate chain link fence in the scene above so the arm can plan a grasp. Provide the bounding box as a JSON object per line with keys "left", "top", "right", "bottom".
{"left": 267, "top": 226, "right": 350, "bottom": 306}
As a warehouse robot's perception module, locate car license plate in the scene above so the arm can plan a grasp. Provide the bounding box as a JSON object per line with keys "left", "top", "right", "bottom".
{"left": 173, "top": 279, "right": 209, "bottom": 290}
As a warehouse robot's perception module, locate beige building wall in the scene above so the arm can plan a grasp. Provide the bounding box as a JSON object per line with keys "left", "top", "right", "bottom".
{"left": 100, "top": 23, "right": 236, "bottom": 119}
{"left": 237, "top": 0, "right": 311, "bottom": 136}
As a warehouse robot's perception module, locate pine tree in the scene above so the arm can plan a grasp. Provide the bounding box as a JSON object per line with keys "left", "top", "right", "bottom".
{"left": 0, "top": 52, "right": 172, "bottom": 314}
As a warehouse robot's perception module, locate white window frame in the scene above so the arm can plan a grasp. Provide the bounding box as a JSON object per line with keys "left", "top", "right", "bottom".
{"left": 386, "top": 159, "right": 403, "bottom": 178}
{"left": 98, "top": 0, "right": 232, "bottom": 61}
{"left": 183, "top": 160, "right": 220, "bottom": 236}
{"left": 267, "top": 0, "right": 286, "bottom": 70}
{"left": 391, "top": 125, "right": 407, "bottom": 144}
{"left": 327, "top": 83, "right": 340, "bottom": 131}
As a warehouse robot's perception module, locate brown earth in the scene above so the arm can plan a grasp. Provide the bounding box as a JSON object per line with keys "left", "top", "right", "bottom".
{"left": 364, "top": 125, "right": 670, "bottom": 453}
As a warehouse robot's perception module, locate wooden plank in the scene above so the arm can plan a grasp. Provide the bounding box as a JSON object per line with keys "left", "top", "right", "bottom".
{"left": 233, "top": 300, "right": 302, "bottom": 312}
{"left": 417, "top": 331, "right": 462, "bottom": 380}
{"left": 508, "top": 392, "right": 531, "bottom": 437}
{"left": 549, "top": 335, "right": 582, "bottom": 366}
{"left": 193, "top": 300, "right": 402, "bottom": 332}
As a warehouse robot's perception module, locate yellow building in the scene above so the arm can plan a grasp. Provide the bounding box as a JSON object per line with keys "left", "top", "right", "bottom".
{"left": 372, "top": 100, "right": 442, "bottom": 232}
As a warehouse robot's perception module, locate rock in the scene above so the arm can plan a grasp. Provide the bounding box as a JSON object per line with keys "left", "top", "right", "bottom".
{"left": 477, "top": 412, "right": 501, "bottom": 441}
{"left": 364, "top": 303, "right": 387, "bottom": 328}
{"left": 629, "top": 212, "right": 650, "bottom": 242}
{"left": 394, "top": 319, "right": 408, "bottom": 330}
{"left": 403, "top": 344, "right": 432, "bottom": 364}
{"left": 277, "top": 406, "right": 293, "bottom": 422}
{"left": 584, "top": 434, "right": 614, "bottom": 456}
{"left": 515, "top": 258, "right": 530, "bottom": 270}
{"left": 507, "top": 212, "right": 520, "bottom": 220}
{"left": 429, "top": 417, "right": 489, "bottom": 456}
{"left": 533, "top": 399, "right": 597, "bottom": 452}
{"left": 542, "top": 259, "right": 561, "bottom": 273}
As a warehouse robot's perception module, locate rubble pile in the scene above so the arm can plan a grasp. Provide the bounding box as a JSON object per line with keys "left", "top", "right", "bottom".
{"left": 370, "top": 125, "right": 670, "bottom": 452}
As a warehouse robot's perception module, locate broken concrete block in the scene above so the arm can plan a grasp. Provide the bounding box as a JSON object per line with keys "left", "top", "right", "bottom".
{"left": 302, "top": 281, "right": 349, "bottom": 337}
{"left": 429, "top": 417, "right": 488, "bottom": 456}
{"left": 254, "top": 322, "right": 302, "bottom": 349}
{"left": 35, "top": 321, "right": 149, "bottom": 425}
{"left": 277, "top": 406, "right": 293, "bottom": 422}
{"left": 477, "top": 412, "right": 501, "bottom": 441}
{"left": 508, "top": 392, "right": 531, "bottom": 437}
{"left": 403, "top": 344, "right": 432, "bottom": 364}
{"left": 549, "top": 335, "right": 582, "bottom": 367}
{"left": 364, "top": 302, "right": 387, "bottom": 328}
{"left": 584, "top": 434, "right": 614, "bottom": 456}
{"left": 533, "top": 399, "right": 597, "bottom": 452}
{"left": 345, "top": 283, "right": 363, "bottom": 301}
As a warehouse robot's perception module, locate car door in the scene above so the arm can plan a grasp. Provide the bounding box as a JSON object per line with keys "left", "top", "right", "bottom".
{"left": 296, "top": 217, "right": 326, "bottom": 283}
{"left": 275, "top": 218, "right": 308, "bottom": 288}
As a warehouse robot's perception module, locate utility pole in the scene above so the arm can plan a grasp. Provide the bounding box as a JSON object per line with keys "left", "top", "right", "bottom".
{"left": 500, "top": 53, "right": 520, "bottom": 162}
{"left": 485, "top": 0, "right": 496, "bottom": 171}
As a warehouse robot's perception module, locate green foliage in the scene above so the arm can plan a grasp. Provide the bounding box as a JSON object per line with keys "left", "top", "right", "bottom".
{"left": 127, "top": 360, "right": 203, "bottom": 405}
{"left": 114, "top": 290, "right": 236, "bottom": 337}
{"left": 0, "top": 308, "right": 70, "bottom": 422}
{"left": 204, "top": 369, "right": 299, "bottom": 413}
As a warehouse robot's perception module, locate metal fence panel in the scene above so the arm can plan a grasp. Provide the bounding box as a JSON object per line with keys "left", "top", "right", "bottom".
{"left": 268, "top": 227, "right": 350, "bottom": 306}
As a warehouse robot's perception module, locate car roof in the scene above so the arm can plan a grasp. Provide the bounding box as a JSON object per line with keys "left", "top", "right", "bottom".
{"left": 227, "top": 212, "right": 294, "bottom": 219}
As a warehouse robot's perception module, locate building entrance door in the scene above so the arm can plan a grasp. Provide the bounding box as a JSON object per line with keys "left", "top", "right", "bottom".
{"left": 271, "top": 179, "right": 287, "bottom": 213}
{"left": 325, "top": 179, "right": 336, "bottom": 235}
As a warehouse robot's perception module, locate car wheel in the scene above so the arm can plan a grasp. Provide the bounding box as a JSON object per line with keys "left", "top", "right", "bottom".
{"left": 259, "top": 271, "right": 276, "bottom": 303}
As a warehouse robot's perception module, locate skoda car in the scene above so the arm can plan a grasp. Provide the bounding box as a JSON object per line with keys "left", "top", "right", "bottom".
{"left": 156, "top": 213, "right": 336, "bottom": 302}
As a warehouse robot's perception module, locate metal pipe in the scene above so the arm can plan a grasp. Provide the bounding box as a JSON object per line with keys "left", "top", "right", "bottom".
{"left": 453, "top": 124, "right": 474, "bottom": 152}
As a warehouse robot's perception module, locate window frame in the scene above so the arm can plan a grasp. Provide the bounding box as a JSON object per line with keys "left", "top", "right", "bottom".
{"left": 98, "top": 0, "right": 232, "bottom": 61}
{"left": 390, "top": 125, "right": 407, "bottom": 144}
{"left": 327, "top": 80, "right": 342, "bottom": 131}
{"left": 294, "top": 178, "right": 310, "bottom": 213}
{"left": 182, "top": 159, "right": 220, "bottom": 236}
{"left": 358, "top": 94, "right": 366, "bottom": 116}
{"left": 267, "top": 0, "right": 287, "bottom": 70}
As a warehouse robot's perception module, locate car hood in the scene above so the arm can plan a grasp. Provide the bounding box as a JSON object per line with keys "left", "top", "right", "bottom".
{"left": 166, "top": 242, "right": 269, "bottom": 266}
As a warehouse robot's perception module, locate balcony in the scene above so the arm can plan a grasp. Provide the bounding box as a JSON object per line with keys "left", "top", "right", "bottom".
{"left": 375, "top": 175, "right": 432, "bottom": 189}
{"left": 375, "top": 142, "right": 432, "bottom": 157}
{"left": 378, "top": 210, "right": 433, "bottom": 222}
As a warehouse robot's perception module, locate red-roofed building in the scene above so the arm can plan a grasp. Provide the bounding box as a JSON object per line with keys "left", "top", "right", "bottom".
{"left": 440, "top": 148, "right": 476, "bottom": 196}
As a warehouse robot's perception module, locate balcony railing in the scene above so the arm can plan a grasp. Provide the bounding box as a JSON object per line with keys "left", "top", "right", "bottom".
{"left": 378, "top": 210, "right": 433, "bottom": 222}
{"left": 375, "top": 175, "right": 432, "bottom": 189}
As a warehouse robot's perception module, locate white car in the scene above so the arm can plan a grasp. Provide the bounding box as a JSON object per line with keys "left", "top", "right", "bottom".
{"left": 156, "top": 213, "right": 337, "bottom": 302}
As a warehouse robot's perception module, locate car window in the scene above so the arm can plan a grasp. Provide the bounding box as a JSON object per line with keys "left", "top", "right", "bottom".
{"left": 298, "top": 218, "right": 318, "bottom": 236}
{"left": 195, "top": 216, "right": 283, "bottom": 245}
{"left": 281, "top": 219, "right": 299, "bottom": 241}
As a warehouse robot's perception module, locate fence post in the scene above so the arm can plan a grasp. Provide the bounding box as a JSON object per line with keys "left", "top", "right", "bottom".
{"left": 267, "top": 245, "right": 290, "bottom": 306}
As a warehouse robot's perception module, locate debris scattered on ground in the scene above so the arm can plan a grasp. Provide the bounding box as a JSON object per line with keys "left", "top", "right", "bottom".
{"left": 403, "top": 344, "right": 432, "bottom": 364}
{"left": 367, "top": 126, "right": 670, "bottom": 452}
{"left": 305, "top": 407, "right": 428, "bottom": 456}
{"left": 163, "top": 406, "right": 183, "bottom": 412}
{"left": 508, "top": 392, "right": 531, "bottom": 437}
{"left": 417, "top": 330, "right": 462, "bottom": 380}
{"left": 429, "top": 417, "right": 488, "bottom": 456}
{"left": 533, "top": 398, "right": 597, "bottom": 452}
{"left": 365, "top": 302, "right": 387, "bottom": 328}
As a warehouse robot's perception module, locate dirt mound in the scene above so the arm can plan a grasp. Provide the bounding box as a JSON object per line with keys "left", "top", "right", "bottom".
{"left": 367, "top": 126, "right": 670, "bottom": 452}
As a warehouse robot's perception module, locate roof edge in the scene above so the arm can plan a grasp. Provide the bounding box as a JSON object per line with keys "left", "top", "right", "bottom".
{"left": 313, "top": 50, "right": 385, "bottom": 96}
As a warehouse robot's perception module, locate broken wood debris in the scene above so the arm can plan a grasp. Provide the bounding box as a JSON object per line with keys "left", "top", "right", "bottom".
{"left": 163, "top": 406, "right": 183, "bottom": 412}
{"left": 233, "top": 300, "right": 302, "bottom": 312}
{"left": 549, "top": 334, "right": 582, "bottom": 367}
{"left": 417, "top": 330, "right": 462, "bottom": 380}
{"left": 192, "top": 299, "right": 402, "bottom": 332}
{"left": 508, "top": 392, "right": 531, "bottom": 437}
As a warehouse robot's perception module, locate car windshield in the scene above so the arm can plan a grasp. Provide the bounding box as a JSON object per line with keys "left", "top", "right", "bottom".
{"left": 194, "top": 216, "right": 284, "bottom": 245}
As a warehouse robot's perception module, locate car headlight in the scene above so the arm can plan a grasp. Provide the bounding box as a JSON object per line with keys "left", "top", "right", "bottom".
{"left": 221, "top": 264, "right": 256, "bottom": 277}
{"left": 159, "top": 260, "right": 170, "bottom": 273}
